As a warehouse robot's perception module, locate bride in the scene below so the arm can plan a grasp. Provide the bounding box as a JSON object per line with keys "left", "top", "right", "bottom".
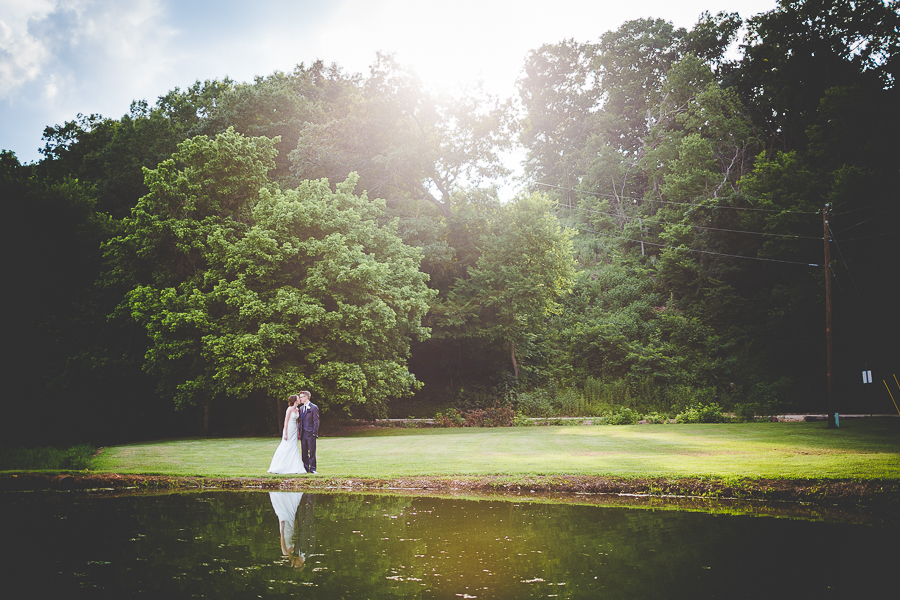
{"left": 268, "top": 395, "right": 306, "bottom": 474}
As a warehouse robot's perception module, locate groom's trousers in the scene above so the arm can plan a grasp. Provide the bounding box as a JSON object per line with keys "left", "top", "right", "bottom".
{"left": 301, "top": 432, "right": 317, "bottom": 472}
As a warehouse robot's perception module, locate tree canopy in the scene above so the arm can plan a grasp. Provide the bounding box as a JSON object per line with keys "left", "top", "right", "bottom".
{"left": 3, "top": 0, "right": 897, "bottom": 442}
{"left": 106, "top": 128, "right": 434, "bottom": 424}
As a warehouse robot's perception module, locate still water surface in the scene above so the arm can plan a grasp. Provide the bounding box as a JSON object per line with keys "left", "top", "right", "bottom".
{"left": 1, "top": 490, "right": 893, "bottom": 599}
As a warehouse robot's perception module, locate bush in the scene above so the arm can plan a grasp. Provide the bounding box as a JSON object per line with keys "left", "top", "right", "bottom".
{"left": 555, "top": 388, "right": 591, "bottom": 416}
{"left": 434, "top": 408, "right": 465, "bottom": 427}
{"left": 516, "top": 390, "right": 555, "bottom": 418}
{"left": 582, "top": 376, "right": 722, "bottom": 416}
{"left": 603, "top": 407, "right": 640, "bottom": 425}
{"left": 642, "top": 411, "right": 671, "bottom": 424}
{"left": 463, "top": 403, "right": 516, "bottom": 427}
{"left": 733, "top": 400, "right": 780, "bottom": 422}
{"left": 675, "top": 403, "right": 726, "bottom": 424}
{"left": 0, "top": 444, "right": 95, "bottom": 470}
{"left": 512, "top": 413, "right": 534, "bottom": 427}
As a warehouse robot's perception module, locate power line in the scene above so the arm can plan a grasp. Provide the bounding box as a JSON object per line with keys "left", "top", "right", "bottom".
{"left": 570, "top": 224, "right": 821, "bottom": 267}
{"left": 556, "top": 203, "right": 822, "bottom": 240}
{"left": 833, "top": 202, "right": 900, "bottom": 235}
{"left": 536, "top": 182, "right": 821, "bottom": 214}
{"left": 832, "top": 229, "right": 895, "bottom": 242}
{"left": 828, "top": 225, "right": 864, "bottom": 303}
{"left": 831, "top": 198, "right": 898, "bottom": 216}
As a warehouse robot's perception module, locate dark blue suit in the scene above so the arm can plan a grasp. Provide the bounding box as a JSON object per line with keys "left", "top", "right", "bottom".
{"left": 299, "top": 401, "right": 319, "bottom": 473}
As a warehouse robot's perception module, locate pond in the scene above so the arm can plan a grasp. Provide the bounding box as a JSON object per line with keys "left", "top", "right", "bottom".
{"left": 1, "top": 490, "right": 894, "bottom": 598}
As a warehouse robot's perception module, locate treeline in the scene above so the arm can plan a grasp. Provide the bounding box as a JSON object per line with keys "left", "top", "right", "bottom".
{"left": 3, "top": 0, "right": 898, "bottom": 444}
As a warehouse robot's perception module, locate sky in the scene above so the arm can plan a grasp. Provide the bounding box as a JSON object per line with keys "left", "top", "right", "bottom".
{"left": 0, "top": 0, "right": 778, "bottom": 167}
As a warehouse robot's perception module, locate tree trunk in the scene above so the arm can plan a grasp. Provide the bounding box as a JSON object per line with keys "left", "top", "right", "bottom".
{"left": 273, "top": 397, "right": 282, "bottom": 434}
{"left": 203, "top": 399, "right": 210, "bottom": 436}
{"left": 510, "top": 340, "right": 519, "bottom": 378}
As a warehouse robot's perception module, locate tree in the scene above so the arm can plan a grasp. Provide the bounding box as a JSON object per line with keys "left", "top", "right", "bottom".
{"left": 0, "top": 150, "right": 154, "bottom": 444}
{"left": 194, "top": 62, "right": 358, "bottom": 185}
{"left": 39, "top": 79, "right": 232, "bottom": 218}
{"left": 443, "top": 193, "right": 576, "bottom": 379}
{"left": 107, "top": 128, "right": 435, "bottom": 427}
{"left": 518, "top": 39, "right": 601, "bottom": 192}
{"left": 737, "top": 0, "right": 900, "bottom": 153}
{"left": 291, "top": 54, "right": 515, "bottom": 217}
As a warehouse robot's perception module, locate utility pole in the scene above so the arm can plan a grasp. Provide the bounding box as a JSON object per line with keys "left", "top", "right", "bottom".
{"left": 824, "top": 205, "right": 836, "bottom": 428}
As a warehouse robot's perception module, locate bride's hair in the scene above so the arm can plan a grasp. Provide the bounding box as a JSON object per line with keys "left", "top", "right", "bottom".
{"left": 288, "top": 394, "right": 300, "bottom": 404}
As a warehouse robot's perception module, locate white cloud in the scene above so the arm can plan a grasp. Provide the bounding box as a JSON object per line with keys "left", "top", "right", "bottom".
{"left": 0, "top": 0, "right": 55, "bottom": 97}
{"left": 1, "top": 0, "right": 178, "bottom": 105}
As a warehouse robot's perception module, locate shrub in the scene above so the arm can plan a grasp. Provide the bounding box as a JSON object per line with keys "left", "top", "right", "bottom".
{"left": 434, "top": 408, "right": 465, "bottom": 427}
{"left": 676, "top": 403, "right": 726, "bottom": 424}
{"left": 512, "top": 413, "right": 534, "bottom": 427}
{"left": 582, "top": 376, "right": 719, "bottom": 416}
{"left": 642, "top": 411, "right": 671, "bottom": 424}
{"left": 733, "top": 400, "right": 779, "bottom": 422}
{"left": 0, "top": 444, "right": 95, "bottom": 470}
{"left": 604, "top": 407, "right": 640, "bottom": 425}
{"left": 463, "top": 403, "right": 516, "bottom": 427}
{"left": 556, "top": 388, "right": 592, "bottom": 416}
{"left": 516, "top": 390, "right": 555, "bottom": 418}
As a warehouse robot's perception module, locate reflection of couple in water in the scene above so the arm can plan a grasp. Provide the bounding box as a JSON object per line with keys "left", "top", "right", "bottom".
{"left": 269, "top": 492, "right": 316, "bottom": 569}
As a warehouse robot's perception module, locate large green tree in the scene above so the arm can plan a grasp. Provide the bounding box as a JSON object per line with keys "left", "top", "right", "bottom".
{"left": 107, "top": 128, "right": 434, "bottom": 428}
{"left": 39, "top": 80, "right": 231, "bottom": 218}
{"left": 442, "top": 193, "right": 576, "bottom": 379}
{"left": 291, "top": 54, "right": 515, "bottom": 218}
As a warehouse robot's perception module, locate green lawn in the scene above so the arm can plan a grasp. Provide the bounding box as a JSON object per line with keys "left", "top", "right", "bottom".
{"left": 90, "top": 419, "right": 900, "bottom": 480}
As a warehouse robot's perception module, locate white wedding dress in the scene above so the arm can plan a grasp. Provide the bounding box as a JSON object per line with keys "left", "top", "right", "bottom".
{"left": 268, "top": 408, "right": 306, "bottom": 474}
{"left": 270, "top": 491, "right": 304, "bottom": 545}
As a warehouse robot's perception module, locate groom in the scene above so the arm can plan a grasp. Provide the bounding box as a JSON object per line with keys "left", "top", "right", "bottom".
{"left": 298, "top": 391, "right": 319, "bottom": 474}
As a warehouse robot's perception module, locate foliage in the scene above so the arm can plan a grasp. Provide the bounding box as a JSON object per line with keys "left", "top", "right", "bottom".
{"left": 516, "top": 387, "right": 593, "bottom": 417}
{"left": 434, "top": 408, "right": 465, "bottom": 427}
{"left": 106, "top": 128, "right": 435, "bottom": 421}
{"left": 642, "top": 411, "right": 672, "bottom": 424}
{"left": 462, "top": 403, "right": 517, "bottom": 427}
{"left": 603, "top": 407, "right": 641, "bottom": 425}
{"left": 7, "top": 1, "right": 899, "bottom": 442}
{"left": 442, "top": 193, "right": 576, "bottom": 378}
{"left": 292, "top": 53, "right": 515, "bottom": 217}
{"left": 512, "top": 413, "right": 536, "bottom": 427}
{"left": 0, "top": 444, "right": 95, "bottom": 470}
{"left": 516, "top": 389, "right": 556, "bottom": 418}
{"left": 194, "top": 62, "right": 350, "bottom": 184}
{"left": 433, "top": 404, "right": 516, "bottom": 427}
{"left": 675, "top": 402, "right": 727, "bottom": 424}
{"left": 39, "top": 80, "right": 232, "bottom": 218}
{"left": 732, "top": 400, "right": 779, "bottom": 423}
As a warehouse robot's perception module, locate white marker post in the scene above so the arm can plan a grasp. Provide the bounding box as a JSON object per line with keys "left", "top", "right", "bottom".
{"left": 862, "top": 369, "right": 873, "bottom": 417}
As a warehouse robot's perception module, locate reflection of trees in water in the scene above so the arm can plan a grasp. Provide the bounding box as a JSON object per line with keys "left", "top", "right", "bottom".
{"left": 314, "top": 495, "right": 757, "bottom": 598}
{"left": 117, "top": 491, "right": 878, "bottom": 598}
{"left": 124, "top": 492, "right": 749, "bottom": 597}
{"left": 118, "top": 493, "right": 287, "bottom": 596}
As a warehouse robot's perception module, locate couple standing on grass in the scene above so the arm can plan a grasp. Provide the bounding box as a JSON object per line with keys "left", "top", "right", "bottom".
{"left": 268, "top": 391, "right": 319, "bottom": 474}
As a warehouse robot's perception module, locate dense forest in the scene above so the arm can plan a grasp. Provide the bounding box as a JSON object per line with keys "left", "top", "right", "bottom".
{"left": 3, "top": 0, "right": 898, "bottom": 444}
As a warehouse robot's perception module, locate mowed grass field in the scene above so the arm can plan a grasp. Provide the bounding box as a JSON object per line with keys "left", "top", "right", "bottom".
{"left": 91, "top": 419, "right": 900, "bottom": 480}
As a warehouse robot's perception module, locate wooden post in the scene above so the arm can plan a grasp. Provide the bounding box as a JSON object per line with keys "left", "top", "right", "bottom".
{"left": 824, "top": 206, "right": 836, "bottom": 428}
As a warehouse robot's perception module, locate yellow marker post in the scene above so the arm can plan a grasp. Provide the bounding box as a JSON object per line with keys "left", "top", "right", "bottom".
{"left": 885, "top": 379, "right": 900, "bottom": 417}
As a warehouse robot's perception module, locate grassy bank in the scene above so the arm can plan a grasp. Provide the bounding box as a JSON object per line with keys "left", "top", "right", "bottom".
{"left": 89, "top": 419, "right": 900, "bottom": 480}
{"left": 0, "top": 444, "right": 95, "bottom": 471}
